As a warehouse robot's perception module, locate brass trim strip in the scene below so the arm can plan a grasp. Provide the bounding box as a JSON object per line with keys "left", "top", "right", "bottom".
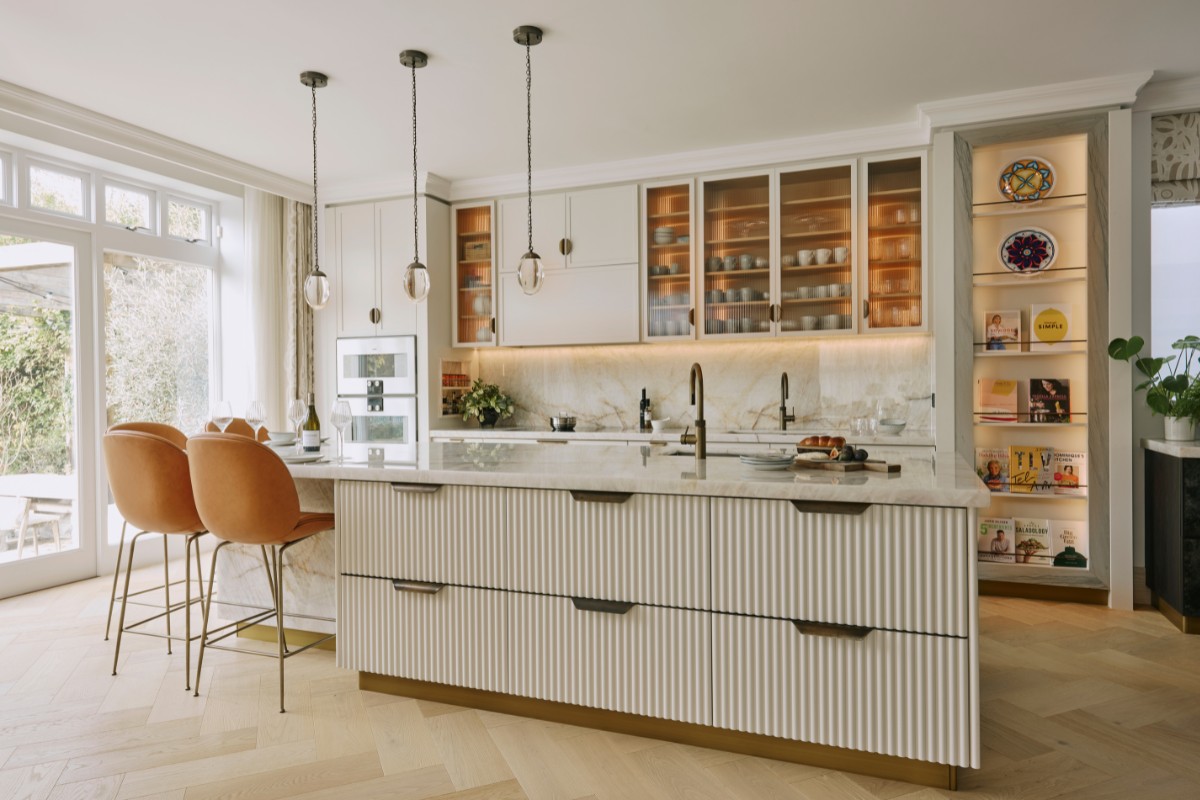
{"left": 1154, "top": 596, "right": 1200, "bottom": 634}
{"left": 357, "top": 672, "right": 959, "bottom": 790}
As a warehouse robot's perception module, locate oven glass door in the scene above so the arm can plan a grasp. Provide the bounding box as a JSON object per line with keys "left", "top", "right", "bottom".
{"left": 341, "top": 395, "right": 417, "bottom": 463}
{"left": 336, "top": 336, "right": 417, "bottom": 396}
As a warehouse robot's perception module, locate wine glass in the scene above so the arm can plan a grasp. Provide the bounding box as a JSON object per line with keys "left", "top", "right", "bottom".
{"left": 287, "top": 398, "right": 306, "bottom": 452}
{"left": 211, "top": 400, "right": 233, "bottom": 433}
{"left": 330, "top": 400, "right": 352, "bottom": 462}
{"left": 245, "top": 400, "right": 266, "bottom": 441}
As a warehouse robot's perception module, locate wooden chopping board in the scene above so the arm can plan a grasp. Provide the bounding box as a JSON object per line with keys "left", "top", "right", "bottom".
{"left": 791, "top": 457, "right": 901, "bottom": 473}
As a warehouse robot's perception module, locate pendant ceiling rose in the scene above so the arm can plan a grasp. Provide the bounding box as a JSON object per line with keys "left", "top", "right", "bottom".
{"left": 398, "top": 50, "right": 428, "bottom": 70}
{"left": 299, "top": 71, "right": 328, "bottom": 89}
{"left": 513, "top": 25, "right": 543, "bottom": 47}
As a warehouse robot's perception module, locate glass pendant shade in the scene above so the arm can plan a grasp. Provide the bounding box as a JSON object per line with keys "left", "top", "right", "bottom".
{"left": 303, "top": 269, "right": 331, "bottom": 310}
{"left": 403, "top": 260, "right": 430, "bottom": 302}
{"left": 517, "top": 250, "right": 544, "bottom": 295}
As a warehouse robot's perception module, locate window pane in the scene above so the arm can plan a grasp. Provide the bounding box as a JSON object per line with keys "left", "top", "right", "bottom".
{"left": 105, "top": 185, "right": 151, "bottom": 229}
{"left": 0, "top": 157, "right": 7, "bottom": 202}
{"left": 103, "top": 253, "right": 211, "bottom": 434}
{"left": 1150, "top": 205, "right": 1200, "bottom": 355}
{"left": 29, "top": 166, "right": 84, "bottom": 217}
{"left": 168, "top": 200, "right": 208, "bottom": 241}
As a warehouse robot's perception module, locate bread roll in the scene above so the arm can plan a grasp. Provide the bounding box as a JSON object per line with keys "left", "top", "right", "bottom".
{"left": 830, "top": 436, "right": 846, "bottom": 448}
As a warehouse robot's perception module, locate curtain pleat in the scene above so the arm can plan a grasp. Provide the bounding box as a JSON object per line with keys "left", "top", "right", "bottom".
{"left": 1151, "top": 112, "right": 1200, "bottom": 206}
{"left": 285, "top": 199, "right": 314, "bottom": 404}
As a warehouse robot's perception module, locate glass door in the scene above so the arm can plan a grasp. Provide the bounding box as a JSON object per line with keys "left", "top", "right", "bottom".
{"left": 864, "top": 155, "right": 925, "bottom": 330}
{"left": 452, "top": 203, "right": 495, "bottom": 346}
{"left": 643, "top": 181, "right": 694, "bottom": 341}
{"left": 0, "top": 222, "right": 96, "bottom": 598}
{"left": 700, "top": 173, "right": 772, "bottom": 338}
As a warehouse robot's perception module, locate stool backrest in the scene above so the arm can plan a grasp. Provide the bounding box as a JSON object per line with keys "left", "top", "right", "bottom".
{"left": 186, "top": 433, "right": 300, "bottom": 544}
{"left": 204, "top": 418, "right": 269, "bottom": 441}
{"left": 108, "top": 421, "right": 188, "bottom": 449}
{"left": 102, "top": 430, "right": 204, "bottom": 534}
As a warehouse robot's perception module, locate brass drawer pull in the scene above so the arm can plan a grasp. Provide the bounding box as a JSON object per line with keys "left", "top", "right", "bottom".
{"left": 390, "top": 482, "right": 442, "bottom": 494}
{"left": 571, "top": 596, "right": 636, "bottom": 615}
{"left": 535, "top": 439, "right": 569, "bottom": 445}
{"left": 791, "top": 620, "right": 873, "bottom": 639}
{"left": 569, "top": 489, "right": 633, "bottom": 504}
{"left": 789, "top": 499, "right": 871, "bottom": 516}
{"left": 391, "top": 579, "right": 446, "bottom": 594}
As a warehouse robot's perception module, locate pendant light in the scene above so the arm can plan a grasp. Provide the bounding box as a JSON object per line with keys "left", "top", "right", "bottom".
{"left": 400, "top": 49, "right": 430, "bottom": 302}
{"left": 514, "top": 25, "right": 544, "bottom": 295}
{"left": 300, "top": 71, "right": 330, "bottom": 310}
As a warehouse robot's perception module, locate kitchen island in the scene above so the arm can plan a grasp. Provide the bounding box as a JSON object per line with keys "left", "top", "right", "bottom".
{"left": 280, "top": 442, "right": 988, "bottom": 788}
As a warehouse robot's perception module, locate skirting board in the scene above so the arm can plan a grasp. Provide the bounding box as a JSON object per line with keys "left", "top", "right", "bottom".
{"left": 359, "top": 672, "right": 959, "bottom": 791}
{"left": 979, "top": 580, "right": 1109, "bottom": 605}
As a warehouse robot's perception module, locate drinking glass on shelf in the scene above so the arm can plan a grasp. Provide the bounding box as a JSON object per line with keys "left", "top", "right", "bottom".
{"left": 245, "top": 400, "right": 266, "bottom": 440}
{"left": 330, "top": 401, "right": 352, "bottom": 463}
{"left": 211, "top": 400, "right": 233, "bottom": 433}
{"left": 288, "top": 398, "right": 306, "bottom": 447}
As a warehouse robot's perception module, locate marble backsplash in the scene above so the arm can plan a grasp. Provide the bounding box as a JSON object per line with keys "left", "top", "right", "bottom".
{"left": 472, "top": 335, "right": 933, "bottom": 433}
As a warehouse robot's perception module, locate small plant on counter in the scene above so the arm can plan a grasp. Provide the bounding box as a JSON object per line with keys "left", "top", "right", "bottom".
{"left": 461, "top": 379, "right": 515, "bottom": 428}
{"left": 1108, "top": 334, "right": 1200, "bottom": 421}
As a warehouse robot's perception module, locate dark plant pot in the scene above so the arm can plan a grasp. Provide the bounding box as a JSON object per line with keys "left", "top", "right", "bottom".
{"left": 479, "top": 408, "right": 500, "bottom": 428}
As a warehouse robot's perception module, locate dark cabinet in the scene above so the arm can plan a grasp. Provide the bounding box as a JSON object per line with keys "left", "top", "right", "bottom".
{"left": 1145, "top": 448, "right": 1200, "bottom": 632}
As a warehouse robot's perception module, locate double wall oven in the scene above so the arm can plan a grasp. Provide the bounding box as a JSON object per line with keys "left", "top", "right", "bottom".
{"left": 336, "top": 336, "right": 418, "bottom": 463}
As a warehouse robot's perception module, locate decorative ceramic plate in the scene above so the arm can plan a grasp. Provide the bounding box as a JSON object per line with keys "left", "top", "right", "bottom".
{"left": 999, "top": 228, "right": 1058, "bottom": 274}
{"left": 277, "top": 453, "right": 325, "bottom": 464}
{"left": 998, "top": 157, "right": 1055, "bottom": 202}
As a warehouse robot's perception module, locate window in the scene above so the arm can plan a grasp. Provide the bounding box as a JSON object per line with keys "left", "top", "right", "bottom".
{"left": 0, "top": 150, "right": 11, "bottom": 205}
{"left": 103, "top": 180, "right": 155, "bottom": 233}
{"left": 167, "top": 196, "right": 211, "bottom": 244}
{"left": 1150, "top": 206, "right": 1200, "bottom": 355}
{"left": 103, "top": 252, "right": 213, "bottom": 434}
{"left": 27, "top": 161, "right": 89, "bottom": 219}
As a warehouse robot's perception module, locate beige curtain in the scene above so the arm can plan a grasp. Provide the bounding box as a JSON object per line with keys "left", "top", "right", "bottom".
{"left": 1151, "top": 112, "right": 1200, "bottom": 205}
{"left": 246, "top": 188, "right": 312, "bottom": 430}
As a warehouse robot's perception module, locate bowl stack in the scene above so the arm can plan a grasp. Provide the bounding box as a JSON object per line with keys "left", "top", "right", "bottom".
{"left": 653, "top": 226, "right": 675, "bottom": 245}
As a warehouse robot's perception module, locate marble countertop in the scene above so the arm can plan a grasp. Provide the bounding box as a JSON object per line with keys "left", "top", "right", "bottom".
{"left": 289, "top": 441, "right": 988, "bottom": 508}
{"left": 1142, "top": 438, "right": 1200, "bottom": 458}
{"left": 428, "top": 425, "right": 935, "bottom": 448}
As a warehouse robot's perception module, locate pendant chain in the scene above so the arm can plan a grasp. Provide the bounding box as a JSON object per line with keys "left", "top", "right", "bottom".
{"left": 311, "top": 84, "right": 320, "bottom": 271}
{"left": 412, "top": 62, "right": 420, "bottom": 264}
{"left": 526, "top": 42, "right": 533, "bottom": 255}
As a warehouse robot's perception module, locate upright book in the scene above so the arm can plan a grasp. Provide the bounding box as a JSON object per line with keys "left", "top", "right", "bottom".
{"left": 1028, "top": 378, "right": 1071, "bottom": 423}
{"left": 982, "top": 309, "right": 1021, "bottom": 352}
{"left": 1009, "top": 445, "right": 1055, "bottom": 493}
{"left": 1013, "top": 517, "right": 1053, "bottom": 565}
{"left": 978, "top": 517, "right": 1015, "bottom": 563}
{"left": 978, "top": 378, "right": 1019, "bottom": 423}
{"left": 975, "top": 447, "right": 1009, "bottom": 492}
{"left": 1029, "top": 303, "right": 1075, "bottom": 351}
{"left": 1052, "top": 450, "right": 1087, "bottom": 496}
{"left": 1051, "top": 519, "right": 1089, "bottom": 566}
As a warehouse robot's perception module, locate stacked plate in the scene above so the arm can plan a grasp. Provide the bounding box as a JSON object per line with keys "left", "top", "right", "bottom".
{"left": 738, "top": 450, "right": 796, "bottom": 471}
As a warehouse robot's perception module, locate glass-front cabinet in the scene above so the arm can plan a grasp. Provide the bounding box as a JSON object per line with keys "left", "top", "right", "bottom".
{"left": 777, "top": 163, "right": 855, "bottom": 335}
{"left": 863, "top": 155, "right": 925, "bottom": 331}
{"left": 642, "top": 181, "right": 694, "bottom": 341}
{"left": 700, "top": 173, "right": 772, "bottom": 337}
{"left": 451, "top": 202, "right": 496, "bottom": 347}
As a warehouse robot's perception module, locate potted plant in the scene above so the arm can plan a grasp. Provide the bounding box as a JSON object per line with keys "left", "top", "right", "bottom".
{"left": 461, "top": 379, "right": 515, "bottom": 428}
{"left": 1108, "top": 334, "right": 1200, "bottom": 441}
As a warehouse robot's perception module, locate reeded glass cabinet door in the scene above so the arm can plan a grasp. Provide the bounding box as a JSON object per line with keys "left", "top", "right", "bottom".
{"left": 644, "top": 182, "right": 694, "bottom": 340}
{"left": 700, "top": 174, "right": 772, "bottom": 337}
{"left": 864, "top": 156, "right": 924, "bottom": 330}
{"left": 777, "top": 164, "right": 855, "bottom": 335}
{"left": 452, "top": 204, "right": 495, "bottom": 346}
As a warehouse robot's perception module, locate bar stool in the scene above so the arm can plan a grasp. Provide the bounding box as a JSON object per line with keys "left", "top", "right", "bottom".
{"left": 204, "top": 418, "right": 269, "bottom": 440}
{"left": 103, "top": 428, "right": 208, "bottom": 689}
{"left": 187, "top": 432, "right": 335, "bottom": 712}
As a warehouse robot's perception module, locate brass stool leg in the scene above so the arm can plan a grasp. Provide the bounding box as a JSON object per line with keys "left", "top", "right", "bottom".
{"left": 112, "top": 530, "right": 152, "bottom": 676}
{"left": 105, "top": 522, "right": 128, "bottom": 641}
{"left": 184, "top": 532, "right": 201, "bottom": 691}
{"left": 194, "top": 541, "right": 229, "bottom": 698}
{"left": 275, "top": 544, "right": 286, "bottom": 713}
{"left": 163, "top": 535, "right": 172, "bottom": 655}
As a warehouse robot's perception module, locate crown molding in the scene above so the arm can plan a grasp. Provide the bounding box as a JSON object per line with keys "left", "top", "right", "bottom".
{"left": 919, "top": 71, "right": 1154, "bottom": 131}
{"left": 447, "top": 120, "right": 930, "bottom": 202}
{"left": 0, "top": 78, "right": 310, "bottom": 202}
{"left": 322, "top": 171, "right": 451, "bottom": 205}
{"left": 1133, "top": 75, "right": 1200, "bottom": 113}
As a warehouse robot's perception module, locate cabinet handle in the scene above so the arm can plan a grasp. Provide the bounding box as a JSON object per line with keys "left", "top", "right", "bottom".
{"left": 390, "top": 482, "right": 442, "bottom": 494}
{"left": 791, "top": 620, "right": 873, "bottom": 640}
{"left": 789, "top": 499, "right": 871, "bottom": 516}
{"left": 535, "top": 439, "right": 569, "bottom": 445}
{"left": 862, "top": 299, "right": 869, "bottom": 320}
{"left": 571, "top": 596, "right": 636, "bottom": 615}
{"left": 688, "top": 307, "right": 695, "bottom": 327}
{"left": 490, "top": 317, "right": 496, "bottom": 334}
{"left": 392, "top": 579, "right": 446, "bottom": 594}
{"left": 569, "top": 489, "right": 633, "bottom": 504}
{"left": 559, "top": 238, "right": 573, "bottom": 255}
{"left": 369, "top": 307, "right": 382, "bottom": 325}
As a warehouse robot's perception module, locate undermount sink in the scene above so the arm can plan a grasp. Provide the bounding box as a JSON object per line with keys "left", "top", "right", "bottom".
{"left": 656, "top": 449, "right": 745, "bottom": 458}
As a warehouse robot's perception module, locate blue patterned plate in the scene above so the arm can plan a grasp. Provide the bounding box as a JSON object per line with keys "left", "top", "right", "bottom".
{"left": 999, "top": 228, "right": 1057, "bottom": 274}
{"left": 998, "top": 157, "right": 1055, "bottom": 202}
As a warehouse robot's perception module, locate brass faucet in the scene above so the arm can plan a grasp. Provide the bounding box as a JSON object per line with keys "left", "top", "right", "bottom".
{"left": 680, "top": 362, "right": 706, "bottom": 461}
{"left": 780, "top": 371, "right": 795, "bottom": 431}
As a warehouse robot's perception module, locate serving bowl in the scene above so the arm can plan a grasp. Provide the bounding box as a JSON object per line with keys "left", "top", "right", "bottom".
{"left": 650, "top": 417, "right": 671, "bottom": 433}
{"left": 877, "top": 418, "right": 907, "bottom": 435}
{"left": 550, "top": 415, "right": 577, "bottom": 432}
{"left": 267, "top": 430, "right": 296, "bottom": 444}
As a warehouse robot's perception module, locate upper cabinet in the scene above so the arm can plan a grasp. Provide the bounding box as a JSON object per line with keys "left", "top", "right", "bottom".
{"left": 331, "top": 199, "right": 418, "bottom": 338}
{"left": 862, "top": 154, "right": 926, "bottom": 331}
{"left": 699, "top": 172, "right": 773, "bottom": 338}
{"left": 642, "top": 180, "right": 695, "bottom": 341}
{"left": 451, "top": 203, "right": 496, "bottom": 347}
{"left": 497, "top": 184, "right": 640, "bottom": 346}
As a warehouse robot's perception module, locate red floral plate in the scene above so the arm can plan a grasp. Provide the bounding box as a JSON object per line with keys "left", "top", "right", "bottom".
{"left": 999, "top": 228, "right": 1057, "bottom": 275}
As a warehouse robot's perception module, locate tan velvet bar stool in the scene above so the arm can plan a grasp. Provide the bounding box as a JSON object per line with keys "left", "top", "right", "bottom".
{"left": 187, "top": 433, "right": 335, "bottom": 712}
{"left": 204, "top": 418, "right": 269, "bottom": 441}
{"left": 103, "top": 428, "right": 208, "bottom": 689}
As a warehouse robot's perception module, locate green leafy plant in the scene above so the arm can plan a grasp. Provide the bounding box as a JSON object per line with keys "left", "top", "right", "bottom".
{"left": 460, "top": 379, "right": 515, "bottom": 424}
{"left": 1108, "top": 335, "right": 1200, "bottom": 420}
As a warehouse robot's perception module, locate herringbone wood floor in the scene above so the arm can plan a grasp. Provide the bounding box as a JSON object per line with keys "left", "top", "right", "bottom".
{"left": 3, "top": 568, "right": 1200, "bottom": 800}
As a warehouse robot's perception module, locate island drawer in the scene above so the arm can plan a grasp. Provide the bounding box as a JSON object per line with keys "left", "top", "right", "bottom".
{"left": 508, "top": 593, "right": 711, "bottom": 725}
{"left": 507, "top": 489, "right": 709, "bottom": 609}
{"left": 711, "top": 498, "right": 970, "bottom": 637}
{"left": 336, "top": 480, "right": 507, "bottom": 588}
{"left": 712, "top": 614, "right": 976, "bottom": 768}
{"left": 337, "top": 575, "right": 507, "bottom": 693}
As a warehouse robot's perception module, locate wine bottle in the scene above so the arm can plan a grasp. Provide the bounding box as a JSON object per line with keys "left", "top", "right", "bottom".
{"left": 302, "top": 392, "right": 321, "bottom": 453}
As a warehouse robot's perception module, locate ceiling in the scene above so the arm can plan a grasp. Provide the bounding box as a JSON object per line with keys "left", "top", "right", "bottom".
{"left": 3, "top": 0, "right": 1200, "bottom": 193}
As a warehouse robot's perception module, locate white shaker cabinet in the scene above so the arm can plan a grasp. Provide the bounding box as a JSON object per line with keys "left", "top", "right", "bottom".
{"left": 330, "top": 199, "right": 418, "bottom": 337}
{"left": 498, "top": 193, "right": 566, "bottom": 273}
{"left": 498, "top": 184, "right": 638, "bottom": 273}
{"left": 497, "top": 264, "right": 639, "bottom": 346}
